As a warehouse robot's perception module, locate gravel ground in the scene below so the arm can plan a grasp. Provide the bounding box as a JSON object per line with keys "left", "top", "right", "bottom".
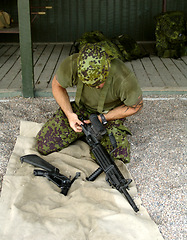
{"left": 0, "top": 95, "right": 186, "bottom": 240}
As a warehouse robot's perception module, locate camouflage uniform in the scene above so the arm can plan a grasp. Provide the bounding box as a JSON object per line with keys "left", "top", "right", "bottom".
{"left": 155, "top": 11, "right": 187, "bottom": 58}
{"left": 111, "top": 34, "right": 148, "bottom": 61}
{"left": 36, "top": 43, "right": 141, "bottom": 163}
{"left": 36, "top": 102, "right": 131, "bottom": 163}
{"left": 75, "top": 31, "right": 124, "bottom": 61}
{"left": 72, "top": 30, "right": 147, "bottom": 61}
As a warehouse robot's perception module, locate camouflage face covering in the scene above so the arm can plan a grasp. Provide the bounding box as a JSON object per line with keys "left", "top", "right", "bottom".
{"left": 77, "top": 43, "right": 111, "bottom": 87}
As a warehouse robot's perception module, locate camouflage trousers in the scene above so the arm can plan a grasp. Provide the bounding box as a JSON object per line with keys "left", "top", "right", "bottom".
{"left": 36, "top": 102, "right": 131, "bottom": 163}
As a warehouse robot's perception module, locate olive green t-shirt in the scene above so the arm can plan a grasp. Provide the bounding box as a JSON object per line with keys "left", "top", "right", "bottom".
{"left": 56, "top": 53, "right": 142, "bottom": 112}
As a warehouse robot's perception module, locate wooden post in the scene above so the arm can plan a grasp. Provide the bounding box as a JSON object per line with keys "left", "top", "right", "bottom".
{"left": 162, "top": 0, "right": 167, "bottom": 13}
{"left": 18, "top": 0, "right": 34, "bottom": 97}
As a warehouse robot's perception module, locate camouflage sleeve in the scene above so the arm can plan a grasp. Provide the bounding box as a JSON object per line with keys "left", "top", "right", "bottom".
{"left": 120, "top": 72, "right": 142, "bottom": 107}
{"left": 56, "top": 54, "right": 79, "bottom": 88}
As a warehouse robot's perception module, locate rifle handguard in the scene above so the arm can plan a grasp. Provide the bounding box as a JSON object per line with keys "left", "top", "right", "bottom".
{"left": 82, "top": 114, "right": 139, "bottom": 213}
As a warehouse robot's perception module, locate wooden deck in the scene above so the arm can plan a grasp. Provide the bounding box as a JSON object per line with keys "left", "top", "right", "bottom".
{"left": 0, "top": 42, "right": 187, "bottom": 97}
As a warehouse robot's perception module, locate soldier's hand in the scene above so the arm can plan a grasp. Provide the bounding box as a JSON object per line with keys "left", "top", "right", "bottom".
{"left": 84, "top": 115, "right": 102, "bottom": 124}
{"left": 67, "top": 113, "right": 83, "bottom": 132}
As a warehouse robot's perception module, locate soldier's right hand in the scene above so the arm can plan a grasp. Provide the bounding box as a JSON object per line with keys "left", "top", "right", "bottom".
{"left": 67, "top": 113, "right": 83, "bottom": 132}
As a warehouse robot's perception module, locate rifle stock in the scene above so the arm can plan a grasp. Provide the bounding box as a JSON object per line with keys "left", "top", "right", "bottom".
{"left": 20, "top": 154, "right": 80, "bottom": 195}
{"left": 20, "top": 154, "right": 59, "bottom": 173}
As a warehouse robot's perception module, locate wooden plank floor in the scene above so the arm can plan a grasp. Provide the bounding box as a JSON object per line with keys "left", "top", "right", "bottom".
{"left": 0, "top": 42, "right": 187, "bottom": 97}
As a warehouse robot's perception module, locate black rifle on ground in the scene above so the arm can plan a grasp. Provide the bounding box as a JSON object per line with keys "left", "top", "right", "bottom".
{"left": 81, "top": 114, "right": 139, "bottom": 212}
{"left": 20, "top": 154, "right": 80, "bottom": 196}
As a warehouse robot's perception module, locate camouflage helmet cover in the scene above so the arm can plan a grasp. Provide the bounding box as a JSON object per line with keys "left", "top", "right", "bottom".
{"left": 77, "top": 43, "right": 111, "bottom": 87}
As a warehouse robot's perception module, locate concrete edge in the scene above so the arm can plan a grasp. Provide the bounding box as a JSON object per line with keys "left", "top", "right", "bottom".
{"left": 0, "top": 87, "right": 187, "bottom": 98}
{"left": 0, "top": 89, "right": 23, "bottom": 98}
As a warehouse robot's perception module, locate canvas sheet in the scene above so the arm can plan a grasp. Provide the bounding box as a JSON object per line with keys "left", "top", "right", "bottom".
{"left": 0, "top": 121, "right": 164, "bottom": 240}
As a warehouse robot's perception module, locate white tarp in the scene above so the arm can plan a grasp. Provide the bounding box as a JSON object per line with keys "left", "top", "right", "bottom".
{"left": 0, "top": 121, "right": 164, "bottom": 240}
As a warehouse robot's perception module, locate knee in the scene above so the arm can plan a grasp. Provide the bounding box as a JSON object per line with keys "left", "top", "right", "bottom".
{"left": 36, "top": 137, "right": 50, "bottom": 155}
{"left": 35, "top": 130, "right": 52, "bottom": 155}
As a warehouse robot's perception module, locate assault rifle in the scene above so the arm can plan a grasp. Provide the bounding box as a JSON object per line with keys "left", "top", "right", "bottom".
{"left": 20, "top": 154, "right": 80, "bottom": 196}
{"left": 81, "top": 114, "right": 139, "bottom": 212}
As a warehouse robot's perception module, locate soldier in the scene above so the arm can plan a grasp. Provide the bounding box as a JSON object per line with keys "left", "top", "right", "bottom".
{"left": 36, "top": 43, "right": 143, "bottom": 163}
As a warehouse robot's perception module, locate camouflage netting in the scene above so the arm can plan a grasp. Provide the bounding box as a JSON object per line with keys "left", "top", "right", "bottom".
{"left": 71, "top": 31, "right": 148, "bottom": 62}
{"left": 155, "top": 11, "right": 187, "bottom": 58}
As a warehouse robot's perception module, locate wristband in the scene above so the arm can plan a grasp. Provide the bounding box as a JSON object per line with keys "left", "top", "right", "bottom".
{"left": 100, "top": 113, "right": 107, "bottom": 125}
